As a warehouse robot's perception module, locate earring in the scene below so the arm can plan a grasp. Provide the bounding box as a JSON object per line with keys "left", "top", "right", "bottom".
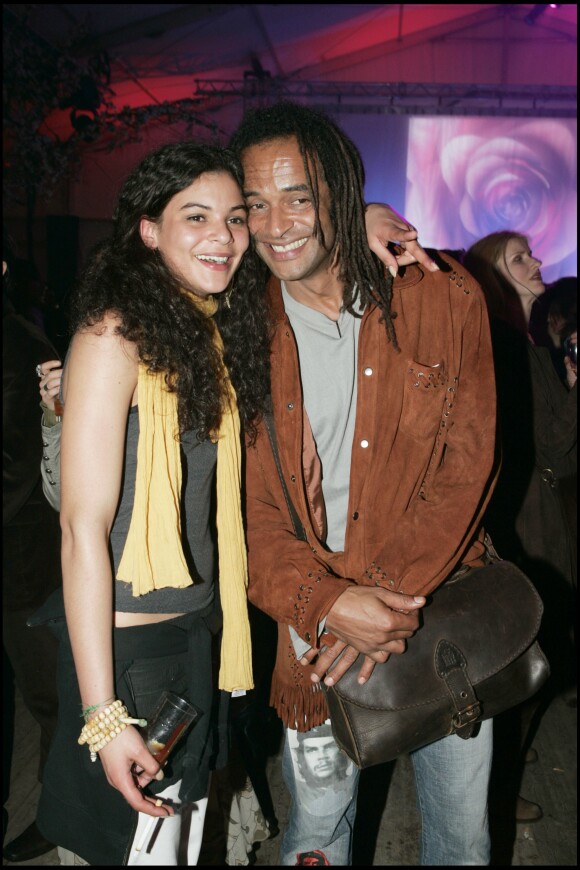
{"left": 223, "top": 287, "right": 233, "bottom": 309}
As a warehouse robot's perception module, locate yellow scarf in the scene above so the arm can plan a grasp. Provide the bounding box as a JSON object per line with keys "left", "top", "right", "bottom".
{"left": 116, "top": 295, "right": 253, "bottom": 692}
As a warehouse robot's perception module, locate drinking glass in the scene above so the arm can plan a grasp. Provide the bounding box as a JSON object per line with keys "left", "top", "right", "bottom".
{"left": 143, "top": 691, "right": 200, "bottom": 766}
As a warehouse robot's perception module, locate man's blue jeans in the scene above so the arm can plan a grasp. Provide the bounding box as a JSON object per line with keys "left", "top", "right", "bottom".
{"left": 279, "top": 719, "right": 492, "bottom": 866}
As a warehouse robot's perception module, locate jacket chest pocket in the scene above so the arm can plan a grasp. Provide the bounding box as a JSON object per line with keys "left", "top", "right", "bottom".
{"left": 399, "top": 360, "right": 448, "bottom": 439}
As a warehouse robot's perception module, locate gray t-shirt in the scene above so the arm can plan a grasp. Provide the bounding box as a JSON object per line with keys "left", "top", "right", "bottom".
{"left": 281, "top": 283, "right": 362, "bottom": 552}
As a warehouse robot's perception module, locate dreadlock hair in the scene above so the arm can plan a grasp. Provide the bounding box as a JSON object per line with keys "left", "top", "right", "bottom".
{"left": 68, "top": 141, "right": 271, "bottom": 442}
{"left": 229, "top": 101, "right": 397, "bottom": 348}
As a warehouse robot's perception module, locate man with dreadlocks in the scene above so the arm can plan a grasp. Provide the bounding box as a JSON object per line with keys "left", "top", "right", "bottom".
{"left": 230, "top": 102, "right": 498, "bottom": 866}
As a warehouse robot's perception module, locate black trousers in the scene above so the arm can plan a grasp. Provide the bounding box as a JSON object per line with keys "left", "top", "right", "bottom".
{"left": 35, "top": 600, "right": 229, "bottom": 866}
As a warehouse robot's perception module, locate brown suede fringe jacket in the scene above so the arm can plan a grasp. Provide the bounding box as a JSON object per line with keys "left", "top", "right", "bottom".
{"left": 245, "top": 257, "right": 498, "bottom": 731}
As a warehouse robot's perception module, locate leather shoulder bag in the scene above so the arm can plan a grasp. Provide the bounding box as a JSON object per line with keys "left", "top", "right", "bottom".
{"left": 263, "top": 412, "right": 551, "bottom": 769}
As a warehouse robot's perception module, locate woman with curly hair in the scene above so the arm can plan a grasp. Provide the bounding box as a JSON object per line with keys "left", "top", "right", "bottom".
{"left": 34, "top": 141, "right": 271, "bottom": 865}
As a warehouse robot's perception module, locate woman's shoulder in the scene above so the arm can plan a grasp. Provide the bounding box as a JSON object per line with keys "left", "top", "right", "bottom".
{"left": 75, "top": 310, "right": 125, "bottom": 336}
{"left": 66, "top": 316, "right": 139, "bottom": 394}
{"left": 72, "top": 313, "right": 138, "bottom": 359}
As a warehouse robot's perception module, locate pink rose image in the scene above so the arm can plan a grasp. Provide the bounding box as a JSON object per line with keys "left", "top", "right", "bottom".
{"left": 406, "top": 117, "right": 577, "bottom": 279}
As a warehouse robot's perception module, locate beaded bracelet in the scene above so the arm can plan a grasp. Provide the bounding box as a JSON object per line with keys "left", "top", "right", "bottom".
{"left": 78, "top": 699, "right": 147, "bottom": 762}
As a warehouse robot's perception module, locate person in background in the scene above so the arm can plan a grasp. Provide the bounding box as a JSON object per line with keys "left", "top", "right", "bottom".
{"left": 8, "top": 258, "right": 49, "bottom": 333}
{"left": 2, "top": 228, "right": 62, "bottom": 863}
{"left": 541, "top": 277, "right": 577, "bottom": 627}
{"left": 544, "top": 276, "right": 577, "bottom": 384}
{"left": 464, "top": 232, "right": 577, "bottom": 826}
{"left": 234, "top": 100, "right": 498, "bottom": 866}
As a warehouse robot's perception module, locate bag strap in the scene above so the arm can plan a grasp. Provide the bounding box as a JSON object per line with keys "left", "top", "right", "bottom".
{"left": 482, "top": 532, "right": 502, "bottom": 563}
{"left": 263, "top": 411, "right": 308, "bottom": 543}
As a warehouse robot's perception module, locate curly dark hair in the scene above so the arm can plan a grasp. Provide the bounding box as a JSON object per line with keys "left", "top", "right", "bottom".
{"left": 69, "top": 142, "right": 271, "bottom": 441}
{"left": 229, "top": 101, "right": 397, "bottom": 347}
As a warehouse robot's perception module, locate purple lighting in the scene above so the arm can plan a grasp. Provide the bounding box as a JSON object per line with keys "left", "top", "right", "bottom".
{"left": 404, "top": 116, "right": 577, "bottom": 283}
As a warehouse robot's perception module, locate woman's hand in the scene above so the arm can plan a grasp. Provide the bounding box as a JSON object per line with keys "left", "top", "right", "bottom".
{"left": 37, "top": 359, "right": 63, "bottom": 411}
{"left": 365, "top": 203, "right": 440, "bottom": 277}
{"left": 97, "top": 725, "right": 172, "bottom": 817}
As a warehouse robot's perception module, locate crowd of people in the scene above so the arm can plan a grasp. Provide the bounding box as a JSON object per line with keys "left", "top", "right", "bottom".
{"left": 3, "top": 99, "right": 576, "bottom": 867}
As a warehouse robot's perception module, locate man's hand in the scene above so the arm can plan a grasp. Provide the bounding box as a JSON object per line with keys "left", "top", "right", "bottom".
{"left": 301, "top": 586, "right": 425, "bottom": 686}
{"left": 301, "top": 641, "right": 401, "bottom": 686}
{"left": 365, "top": 203, "right": 440, "bottom": 277}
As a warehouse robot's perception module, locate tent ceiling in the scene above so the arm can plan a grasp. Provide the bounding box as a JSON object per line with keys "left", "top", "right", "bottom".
{"left": 4, "top": 3, "right": 577, "bottom": 113}
{"left": 3, "top": 4, "right": 576, "bottom": 280}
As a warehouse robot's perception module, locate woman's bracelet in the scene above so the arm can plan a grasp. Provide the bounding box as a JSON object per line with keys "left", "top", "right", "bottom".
{"left": 81, "top": 697, "right": 116, "bottom": 722}
{"left": 78, "top": 699, "right": 147, "bottom": 762}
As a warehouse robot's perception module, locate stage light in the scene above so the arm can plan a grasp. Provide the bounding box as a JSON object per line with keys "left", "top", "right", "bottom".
{"left": 523, "top": 4, "right": 561, "bottom": 25}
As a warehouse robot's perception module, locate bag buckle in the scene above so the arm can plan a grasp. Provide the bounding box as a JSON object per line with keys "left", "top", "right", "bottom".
{"left": 436, "top": 640, "right": 483, "bottom": 739}
{"left": 452, "top": 702, "right": 481, "bottom": 731}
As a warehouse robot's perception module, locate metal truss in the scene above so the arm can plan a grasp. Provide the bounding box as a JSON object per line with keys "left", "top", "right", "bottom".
{"left": 194, "top": 80, "right": 577, "bottom": 118}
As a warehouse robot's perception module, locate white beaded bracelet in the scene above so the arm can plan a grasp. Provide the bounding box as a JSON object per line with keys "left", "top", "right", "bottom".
{"left": 78, "top": 700, "right": 147, "bottom": 762}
